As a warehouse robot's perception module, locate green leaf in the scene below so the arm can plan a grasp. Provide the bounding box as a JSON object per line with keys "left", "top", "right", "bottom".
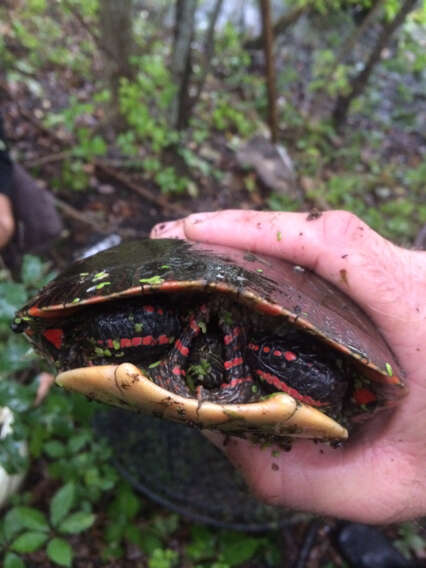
{"left": 50, "top": 482, "right": 75, "bottom": 527}
{"left": 67, "top": 432, "right": 90, "bottom": 453}
{"left": 47, "top": 537, "right": 72, "bottom": 567}
{"left": 220, "top": 533, "right": 260, "bottom": 566}
{"left": 59, "top": 511, "right": 95, "bottom": 534}
{"left": 3, "top": 508, "right": 25, "bottom": 541}
{"left": 44, "top": 439, "right": 66, "bottom": 458}
{"left": 4, "top": 552, "right": 25, "bottom": 568}
{"left": 135, "top": 528, "right": 162, "bottom": 555}
{"left": 10, "top": 531, "right": 49, "bottom": 553}
{"left": 2, "top": 507, "right": 49, "bottom": 542}
{"left": 13, "top": 507, "right": 49, "bottom": 533}
{"left": 108, "top": 483, "right": 141, "bottom": 520}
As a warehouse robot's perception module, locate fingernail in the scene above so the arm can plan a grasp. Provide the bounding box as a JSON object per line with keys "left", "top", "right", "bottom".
{"left": 186, "top": 211, "right": 216, "bottom": 225}
{"left": 151, "top": 220, "right": 180, "bottom": 237}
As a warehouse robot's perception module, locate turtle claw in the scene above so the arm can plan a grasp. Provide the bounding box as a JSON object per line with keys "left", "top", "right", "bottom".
{"left": 56, "top": 362, "right": 349, "bottom": 442}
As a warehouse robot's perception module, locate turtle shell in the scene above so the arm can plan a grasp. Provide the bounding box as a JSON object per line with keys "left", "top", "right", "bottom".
{"left": 13, "top": 239, "right": 406, "bottom": 442}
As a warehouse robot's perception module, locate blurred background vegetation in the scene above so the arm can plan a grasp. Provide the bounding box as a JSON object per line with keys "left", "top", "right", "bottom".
{"left": 0, "top": 0, "right": 425, "bottom": 566}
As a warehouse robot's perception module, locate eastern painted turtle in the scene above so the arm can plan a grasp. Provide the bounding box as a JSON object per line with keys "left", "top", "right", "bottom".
{"left": 12, "top": 239, "right": 406, "bottom": 442}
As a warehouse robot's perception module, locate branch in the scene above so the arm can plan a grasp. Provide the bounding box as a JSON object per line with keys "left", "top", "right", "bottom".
{"left": 191, "top": 0, "right": 224, "bottom": 111}
{"left": 324, "top": 0, "right": 385, "bottom": 85}
{"left": 333, "top": 0, "right": 419, "bottom": 128}
{"left": 244, "top": 4, "right": 308, "bottom": 50}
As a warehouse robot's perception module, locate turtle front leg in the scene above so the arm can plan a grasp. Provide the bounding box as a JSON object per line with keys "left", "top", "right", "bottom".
{"left": 149, "top": 305, "right": 210, "bottom": 397}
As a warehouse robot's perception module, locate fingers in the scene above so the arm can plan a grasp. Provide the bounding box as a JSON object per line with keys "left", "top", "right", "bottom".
{"left": 151, "top": 218, "right": 186, "bottom": 240}
{"left": 151, "top": 210, "right": 425, "bottom": 358}
{"left": 205, "top": 432, "right": 423, "bottom": 523}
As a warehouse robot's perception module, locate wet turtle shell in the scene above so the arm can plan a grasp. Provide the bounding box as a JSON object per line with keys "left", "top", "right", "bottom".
{"left": 12, "top": 239, "right": 406, "bottom": 442}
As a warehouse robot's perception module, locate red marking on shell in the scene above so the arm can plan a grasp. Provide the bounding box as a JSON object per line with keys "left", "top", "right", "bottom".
{"left": 106, "top": 339, "right": 114, "bottom": 348}
{"left": 158, "top": 334, "right": 169, "bottom": 345}
{"left": 98, "top": 339, "right": 104, "bottom": 345}
{"left": 28, "top": 305, "right": 70, "bottom": 318}
{"left": 157, "top": 308, "right": 164, "bottom": 315}
{"left": 256, "top": 369, "right": 325, "bottom": 407}
{"left": 144, "top": 305, "right": 154, "bottom": 313}
{"left": 132, "top": 337, "right": 142, "bottom": 346}
{"left": 252, "top": 301, "right": 283, "bottom": 316}
{"left": 248, "top": 343, "right": 259, "bottom": 351}
{"left": 176, "top": 339, "right": 189, "bottom": 356}
{"left": 189, "top": 317, "right": 200, "bottom": 332}
{"left": 273, "top": 350, "right": 282, "bottom": 357}
{"left": 172, "top": 366, "right": 185, "bottom": 376}
{"left": 354, "top": 388, "right": 377, "bottom": 405}
{"left": 224, "top": 357, "right": 244, "bottom": 370}
{"left": 284, "top": 351, "right": 297, "bottom": 362}
{"left": 263, "top": 346, "right": 271, "bottom": 353}
{"left": 224, "top": 334, "right": 232, "bottom": 345}
{"left": 43, "top": 328, "right": 64, "bottom": 349}
{"left": 28, "top": 305, "right": 42, "bottom": 317}
{"left": 142, "top": 335, "right": 155, "bottom": 346}
{"left": 120, "top": 338, "right": 132, "bottom": 348}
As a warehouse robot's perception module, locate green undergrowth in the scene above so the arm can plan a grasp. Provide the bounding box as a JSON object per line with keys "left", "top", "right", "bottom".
{"left": 1, "top": 2, "right": 424, "bottom": 244}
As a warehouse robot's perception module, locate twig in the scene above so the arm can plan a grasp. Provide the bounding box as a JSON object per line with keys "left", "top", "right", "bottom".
{"left": 325, "top": 0, "right": 385, "bottom": 83}
{"left": 17, "top": 106, "right": 68, "bottom": 146}
{"left": 22, "top": 151, "right": 71, "bottom": 167}
{"left": 53, "top": 197, "right": 109, "bottom": 231}
{"left": 292, "top": 518, "right": 322, "bottom": 568}
{"left": 191, "top": 0, "right": 224, "bottom": 111}
{"left": 62, "top": 0, "right": 117, "bottom": 62}
{"left": 94, "top": 160, "right": 191, "bottom": 216}
{"left": 244, "top": 4, "right": 307, "bottom": 49}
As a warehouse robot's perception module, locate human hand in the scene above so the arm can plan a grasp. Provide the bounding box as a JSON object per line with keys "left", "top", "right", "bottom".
{"left": 0, "top": 193, "right": 14, "bottom": 249}
{"left": 151, "top": 210, "right": 426, "bottom": 523}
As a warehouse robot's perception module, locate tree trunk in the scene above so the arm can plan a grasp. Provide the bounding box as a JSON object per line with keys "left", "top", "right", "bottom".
{"left": 168, "top": 0, "right": 197, "bottom": 131}
{"left": 191, "top": 0, "right": 224, "bottom": 112}
{"left": 244, "top": 4, "right": 308, "bottom": 50}
{"left": 260, "top": 0, "right": 277, "bottom": 143}
{"left": 99, "top": 0, "right": 135, "bottom": 108}
{"left": 333, "top": 0, "right": 418, "bottom": 128}
{"left": 324, "top": 0, "right": 385, "bottom": 85}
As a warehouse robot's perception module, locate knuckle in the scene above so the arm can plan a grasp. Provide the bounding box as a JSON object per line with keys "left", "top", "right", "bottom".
{"left": 321, "top": 210, "right": 370, "bottom": 249}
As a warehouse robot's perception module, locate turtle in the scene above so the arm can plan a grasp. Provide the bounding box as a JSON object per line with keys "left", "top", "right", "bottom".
{"left": 12, "top": 238, "right": 406, "bottom": 443}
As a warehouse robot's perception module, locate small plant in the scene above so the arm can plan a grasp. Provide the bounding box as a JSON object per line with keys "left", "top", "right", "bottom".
{"left": 395, "top": 522, "right": 426, "bottom": 559}
{"left": 1, "top": 483, "right": 95, "bottom": 567}
{"left": 212, "top": 99, "right": 255, "bottom": 137}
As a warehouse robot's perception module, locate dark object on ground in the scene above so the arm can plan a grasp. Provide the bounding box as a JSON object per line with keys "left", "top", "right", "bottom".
{"left": 3, "top": 164, "right": 63, "bottom": 268}
{"left": 94, "top": 408, "right": 306, "bottom": 530}
{"left": 336, "top": 523, "right": 414, "bottom": 568}
{"left": 13, "top": 238, "right": 406, "bottom": 443}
